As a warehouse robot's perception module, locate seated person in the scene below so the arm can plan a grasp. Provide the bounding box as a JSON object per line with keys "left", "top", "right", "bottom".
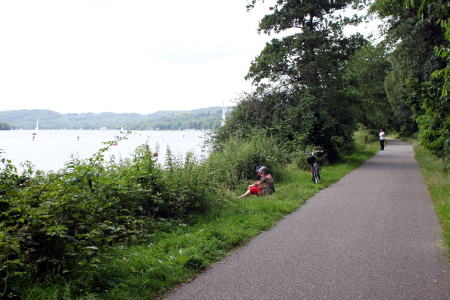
{"left": 238, "top": 166, "right": 275, "bottom": 198}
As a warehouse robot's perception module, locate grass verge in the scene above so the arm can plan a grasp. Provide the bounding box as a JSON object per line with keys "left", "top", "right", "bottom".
{"left": 403, "top": 138, "right": 449, "bottom": 256}
{"left": 24, "top": 142, "right": 378, "bottom": 300}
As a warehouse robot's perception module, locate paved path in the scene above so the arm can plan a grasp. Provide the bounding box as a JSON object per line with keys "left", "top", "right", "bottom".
{"left": 166, "top": 140, "right": 449, "bottom": 299}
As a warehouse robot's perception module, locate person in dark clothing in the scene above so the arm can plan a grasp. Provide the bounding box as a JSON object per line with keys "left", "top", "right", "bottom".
{"left": 379, "top": 129, "right": 385, "bottom": 150}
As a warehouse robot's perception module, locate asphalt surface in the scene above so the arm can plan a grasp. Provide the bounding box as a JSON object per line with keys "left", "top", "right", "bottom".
{"left": 166, "top": 140, "right": 449, "bottom": 300}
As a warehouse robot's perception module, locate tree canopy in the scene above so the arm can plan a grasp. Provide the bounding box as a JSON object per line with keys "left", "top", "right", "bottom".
{"left": 217, "top": 0, "right": 369, "bottom": 161}
{"left": 370, "top": 0, "right": 449, "bottom": 158}
{"left": 216, "top": 0, "right": 448, "bottom": 160}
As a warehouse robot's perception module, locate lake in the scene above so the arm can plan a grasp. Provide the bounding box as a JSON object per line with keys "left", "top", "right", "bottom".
{"left": 0, "top": 130, "right": 210, "bottom": 172}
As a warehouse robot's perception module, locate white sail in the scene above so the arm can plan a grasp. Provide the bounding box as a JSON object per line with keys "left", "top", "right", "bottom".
{"left": 220, "top": 106, "right": 226, "bottom": 127}
{"left": 32, "top": 119, "right": 39, "bottom": 135}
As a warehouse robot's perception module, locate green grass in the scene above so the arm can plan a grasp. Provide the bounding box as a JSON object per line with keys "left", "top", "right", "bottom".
{"left": 404, "top": 138, "right": 449, "bottom": 256}
{"left": 24, "top": 142, "right": 378, "bottom": 300}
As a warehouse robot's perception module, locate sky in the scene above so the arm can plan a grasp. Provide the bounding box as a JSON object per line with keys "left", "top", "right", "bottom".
{"left": 0, "top": 1, "right": 381, "bottom": 114}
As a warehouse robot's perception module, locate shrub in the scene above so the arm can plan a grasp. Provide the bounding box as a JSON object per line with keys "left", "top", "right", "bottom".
{"left": 0, "top": 141, "right": 214, "bottom": 298}
{"left": 353, "top": 129, "right": 378, "bottom": 144}
{"left": 205, "top": 131, "right": 288, "bottom": 189}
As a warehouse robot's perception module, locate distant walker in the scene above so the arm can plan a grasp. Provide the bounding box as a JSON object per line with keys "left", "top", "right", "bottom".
{"left": 379, "top": 129, "right": 385, "bottom": 150}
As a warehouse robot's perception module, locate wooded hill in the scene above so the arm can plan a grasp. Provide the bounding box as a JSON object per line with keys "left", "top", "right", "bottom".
{"left": 0, "top": 107, "right": 227, "bottom": 130}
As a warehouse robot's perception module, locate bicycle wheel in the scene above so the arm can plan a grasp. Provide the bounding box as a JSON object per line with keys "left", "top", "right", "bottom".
{"left": 313, "top": 169, "right": 319, "bottom": 183}
{"left": 312, "top": 163, "right": 320, "bottom": 183}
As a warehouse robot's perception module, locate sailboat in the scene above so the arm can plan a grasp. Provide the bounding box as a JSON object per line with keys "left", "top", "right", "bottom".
{"left": 220, "top": 105, "right": 227, "bottom": 127}
{"left": 32, "top": 119, "right": 39, "bottom": 135}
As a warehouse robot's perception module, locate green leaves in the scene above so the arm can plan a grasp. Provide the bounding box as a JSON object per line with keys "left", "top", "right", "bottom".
{"left": 343, "top": 43, "right": 395, "bottom": 130}
{"left": 406, "top": 0, "right": 449, "bottom": 20}
{"left": 253, "top": 0, "right": 350, "bottom": 34}
{"left": 432, "top": 19, "right": 449, "bottom": 99}
{"left": 0, "top": 141, "right": 215, "bottom": 298}
{"left": 372, "top": 0, "right": 448, "bottom": 156}
{"left": 238, "top": 0, "right": 369, "bottom": 161}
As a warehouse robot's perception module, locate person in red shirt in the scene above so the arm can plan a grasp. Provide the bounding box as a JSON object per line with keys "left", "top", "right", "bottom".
{"left": 238, "top": 166, "right": 275, "bottom": 198}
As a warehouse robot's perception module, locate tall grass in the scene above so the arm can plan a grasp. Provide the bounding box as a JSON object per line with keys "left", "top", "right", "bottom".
{"left": 206, "top": 131, "right": 289, "bottom": 188}
{"left": 406, "top": 139, "right": 449, "bottom": 255}
{"left": 24, "top": 140, "right": 378, "bottom": 300}
{"left": 0, "top": 140, "right": 215, "bottom": 299}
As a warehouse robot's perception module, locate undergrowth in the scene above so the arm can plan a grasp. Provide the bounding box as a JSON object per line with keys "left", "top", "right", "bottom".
{"left": 405, "top": 139, "right": 449, "bottom": 256}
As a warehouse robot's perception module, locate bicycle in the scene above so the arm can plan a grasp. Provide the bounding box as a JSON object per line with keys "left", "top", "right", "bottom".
{"left": 307, "top": 149, "right": 324, "bottom": 183}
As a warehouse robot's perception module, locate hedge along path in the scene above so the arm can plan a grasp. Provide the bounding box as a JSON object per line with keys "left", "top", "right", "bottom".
{"left": 166, "top": 139, "right": 449, "bottom": 300}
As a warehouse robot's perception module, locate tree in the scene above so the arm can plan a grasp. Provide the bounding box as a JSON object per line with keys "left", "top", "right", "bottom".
{"left": 383, "top": 59, "right": 418, "bottom": 135}
{"left": 222, "top": 0, "right": 367, "bottom": 161}
{"left": 371, "top": 0, "right": 449, "bottom": 157}
{"left": 407, "top": 0, "right": 449, "bottom": 158}
{"left": 343, "top": 43, "right": 395, "bottom": 131}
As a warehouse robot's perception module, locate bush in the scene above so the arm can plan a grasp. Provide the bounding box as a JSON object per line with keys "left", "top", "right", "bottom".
{"left": 0, "top": 141, "right": 214, "bottom": 298}
{"left": 214, "top": 89, "right": 357, "bottom": 163}
{"left": 354, "top": 129, "right": 378, "bottom": 144}
{"left": 205, "top": 131, "right": 288, "bottom": 189}
{"left": 418, "top": 114, "right": 450, "bottom": 159}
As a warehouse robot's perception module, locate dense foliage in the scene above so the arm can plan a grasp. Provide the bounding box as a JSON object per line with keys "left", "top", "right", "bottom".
{"left": 207, "top": 131, "right": 289, "bottom": 189}
{"left": 343, "top": 43, "right": 396, "bottom": 130}
{"left": 215, "top": 0, "right": 368, "bottom": 161}
{"left": 0, "top": 107, "right": 226, "bottom": 130}
{"left": 0, "top": 129, "right": 293, "bottom": 298}
{"left": 218, "top": 0, "right": 449, "bottom": 160}
{"left": 0, "top": 137, "right": 215, "bottom": 298}
{"left": 370, "top": 0, "right": 449, "bottom": 158}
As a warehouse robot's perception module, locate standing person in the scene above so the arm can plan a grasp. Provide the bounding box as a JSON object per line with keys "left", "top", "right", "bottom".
{"left": 379, "top": 129, "right": 385, "bottom": 150}
{"left": 238, "top": 166, "right": 275, "bottom": 198}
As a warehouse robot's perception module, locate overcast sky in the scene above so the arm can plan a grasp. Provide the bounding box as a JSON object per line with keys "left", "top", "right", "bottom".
{"left": 0, "top": 1, "right": 380, "bottom": 114}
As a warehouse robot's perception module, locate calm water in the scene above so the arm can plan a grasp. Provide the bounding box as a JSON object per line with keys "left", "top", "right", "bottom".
{"left": 0, "top": 130, "right": 209, "bottom": 172}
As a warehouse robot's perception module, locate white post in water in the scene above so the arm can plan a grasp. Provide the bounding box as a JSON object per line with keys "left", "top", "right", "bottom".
{"left": 221, "top": 105, "right": 226, "bottom": 127}
{"left": 32, "top": 119, "right": 39, "bottom": 136}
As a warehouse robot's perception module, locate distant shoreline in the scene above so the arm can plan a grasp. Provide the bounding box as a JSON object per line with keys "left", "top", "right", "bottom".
{"left": 0, "top": 128, "right": 215, "bottom": 133}
{"left": 0, "top": 106, "right": 230, "bottom": 131}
